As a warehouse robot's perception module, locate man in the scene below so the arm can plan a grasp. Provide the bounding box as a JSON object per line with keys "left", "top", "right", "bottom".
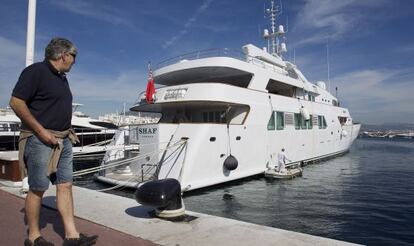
{"left": 10, "top": 38, "right": 98, "bottom": 246}
{"left": 277, "top": 148, "right": 290, "bottom": 173}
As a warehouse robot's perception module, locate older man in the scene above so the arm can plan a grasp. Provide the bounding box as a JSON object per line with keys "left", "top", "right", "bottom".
{"left": 10, "top": 38, "right": 98, "bottom": 246}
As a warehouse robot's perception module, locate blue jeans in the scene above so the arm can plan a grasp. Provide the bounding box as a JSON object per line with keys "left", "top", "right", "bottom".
{"left": 24, "top": 135, "right": 73, "bottom": 191}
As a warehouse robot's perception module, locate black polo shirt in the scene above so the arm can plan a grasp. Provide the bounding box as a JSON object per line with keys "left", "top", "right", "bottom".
{"left": 12, "top": 60, "right": 72, "bottom": 131}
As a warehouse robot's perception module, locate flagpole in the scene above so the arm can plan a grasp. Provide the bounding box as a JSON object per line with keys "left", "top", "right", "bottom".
{"left": 26, "top": 0, "right": 36, "bottom": 67}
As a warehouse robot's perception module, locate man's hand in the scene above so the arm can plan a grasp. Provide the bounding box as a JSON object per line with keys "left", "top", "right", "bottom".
{"left": 9, "top": 96, "right": 58, "bottom": 145}
{"left": 37, "top": 128, "right": 59, "bottom": 146}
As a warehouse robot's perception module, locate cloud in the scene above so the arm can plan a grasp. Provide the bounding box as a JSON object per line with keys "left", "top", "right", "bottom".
{"left": 292, "top": 0, "right": 387, "bottom": 47}
{"left": 0, "top": 36, "right": 25, "bottom": 69}
{"left": 397, "top": 44, "right": 414, "bottom": 54}
{"left": 0, "top": 34, "right": 145, "bottom": 115}
{"left": 333, "top": 68, "right": 414, "bottom": 123}
{"left": 0, "top": 37, "right": 26, "bottom": 106}
{"left": 48, "top": 0, "right": 142, "bottom": 32}
{"left": 162, "top": 0, "right": 214, "bottom": 49}
{"left": 69, "top": 69, "right": 147, "bottom": 103}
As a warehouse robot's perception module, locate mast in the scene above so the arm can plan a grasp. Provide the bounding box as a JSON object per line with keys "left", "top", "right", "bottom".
{"left": 263, "top": 1, "right": 287, "bottom": 58}
{"left": 327, "top": 40, "right": 331, "bottom": 93}
{"left": 26, "top": 0, "right": 36, "bottom": 67}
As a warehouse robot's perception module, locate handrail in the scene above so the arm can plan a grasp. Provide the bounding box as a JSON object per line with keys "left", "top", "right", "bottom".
{"left": 155, "top": 48, "right": 246, "bottom": 69}
{"left": 154, "top": 47, "right": 292, "bottom": 77}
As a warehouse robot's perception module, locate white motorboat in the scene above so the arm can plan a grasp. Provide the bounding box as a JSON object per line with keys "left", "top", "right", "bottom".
{"left": 96, "top": 0, "right": 361, "bottom": 192}
{"left": 71, "top": 103, "right": 118, "bottom": 146}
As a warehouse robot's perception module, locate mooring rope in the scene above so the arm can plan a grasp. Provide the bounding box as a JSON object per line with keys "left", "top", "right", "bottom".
{"left": 73, "top": 138, "right": 187, "bottom": 177}
{"left": 94, "top": 139, "right": 188, "bottom": 192}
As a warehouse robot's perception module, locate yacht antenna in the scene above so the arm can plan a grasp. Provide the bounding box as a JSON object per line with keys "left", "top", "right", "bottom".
{"left": 265, "top": 0, "right": 280, "bottom": 55}
{"left": 264, "top": 0, "right": 287, "bottom": 58}
{"left": 293, "top": 47, "right": 296, "bottom": 64}
{"left": 327, "top": 40, "right": 331, "bottom": 92}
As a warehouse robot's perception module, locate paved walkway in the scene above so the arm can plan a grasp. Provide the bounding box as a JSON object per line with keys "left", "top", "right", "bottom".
{"left": 0, "top": 189, "right": 158, "bottom": 246}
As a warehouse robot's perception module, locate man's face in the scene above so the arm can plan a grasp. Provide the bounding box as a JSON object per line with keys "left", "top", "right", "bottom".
{"left": 61, "top": 51, "right": 76, "bottom": 72}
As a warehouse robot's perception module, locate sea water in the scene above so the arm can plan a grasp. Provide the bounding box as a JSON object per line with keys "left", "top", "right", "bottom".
{"left": 76, "top": 138, "right": 414, "bottom": 245}
{"left": 183, "top": 138, "right": 414, "bottom": 245}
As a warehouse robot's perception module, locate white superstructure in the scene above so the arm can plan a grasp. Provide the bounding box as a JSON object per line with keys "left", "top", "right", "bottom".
{"left": 97, "top": 1, "right": 361, "bottom": 192}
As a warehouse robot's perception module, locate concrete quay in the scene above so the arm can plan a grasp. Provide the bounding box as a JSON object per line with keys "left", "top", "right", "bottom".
{"left": 0, "top": 183, "right": 361, "bottom": 246}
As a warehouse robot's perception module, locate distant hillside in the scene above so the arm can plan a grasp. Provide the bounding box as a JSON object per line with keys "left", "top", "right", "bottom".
{"left": 361, "top": 123, "right": 414, "bottom": 131}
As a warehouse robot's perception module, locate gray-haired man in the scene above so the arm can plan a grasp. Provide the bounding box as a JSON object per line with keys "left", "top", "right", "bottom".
{"left": 10, "top": 38, "right": 98, "bottom": 246}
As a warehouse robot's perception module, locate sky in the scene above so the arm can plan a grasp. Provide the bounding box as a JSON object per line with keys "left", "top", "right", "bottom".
{"left": 0, "top": 0, "right": 413, "bottom": 124}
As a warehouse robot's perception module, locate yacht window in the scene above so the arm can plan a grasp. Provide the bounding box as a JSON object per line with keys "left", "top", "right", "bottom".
{"left": 294, "top": 113, "right": 301, "bottom": 130}
{"left": 318, "top": 115, "right": 328, "bottom": 129}
{"left": 287, "top": 69, "right": 299, "bottom": 79}
{"left": 266, "top": 79, "right": 296, "bottom": 97}
{"left": 267, "top": 112, "right": 275, "bottom": 130}
{"left": 301, "top": 116, "right": 307, "bottom": 129}
{"left": 156, "top": 67, "right": 252, "bottom": 88}
{"left": 156, "top": 102, "right": 249, "bottom": 125}
{"left": 295, "top": 113, "right": 308, "bottom": 130}
{"left": 276, "top": 111, "right": 284, "bottom": 130}
{"left": 0, "top": 123, "right": 7, "bottom": 131}
{"left": 308, "top": 94, "right": 315, "bottom": 102}
{"left": 338, "top": 116, "right": 347, "bottom": 126}
{"left": 307, "top": 115, "right": 313, "bottom": 129}
{"left": 203, "top": 111, "right": 226, "bottom": 123}
{"left": 10, "top": 123, "right": 20, "bottom": 132}
{"left": 72, "top": 127, "right": 102, "bottom": 133}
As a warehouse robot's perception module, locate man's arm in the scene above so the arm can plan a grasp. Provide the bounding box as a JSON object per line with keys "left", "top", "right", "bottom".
{"left": 9, "top": 96, "right": 58, "bottom": 145}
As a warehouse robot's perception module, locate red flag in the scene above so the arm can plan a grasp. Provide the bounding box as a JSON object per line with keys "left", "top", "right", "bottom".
{"left": 145, "top": 66, "right": 155, "bottom": 103}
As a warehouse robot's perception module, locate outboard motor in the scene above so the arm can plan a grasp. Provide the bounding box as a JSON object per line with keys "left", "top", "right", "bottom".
{"left": 135, "top": 178, "right": 185, "bottom": 219}
{"left": 223, "top": 155, "right": 238, "bottom": 171}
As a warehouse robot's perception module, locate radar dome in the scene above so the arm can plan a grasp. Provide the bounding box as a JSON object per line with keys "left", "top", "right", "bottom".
{"left": 316, "top": 81, "right": 326, "bottom": 90}
{"left": 278, "top": 25, "right": 285, "bottom": 34}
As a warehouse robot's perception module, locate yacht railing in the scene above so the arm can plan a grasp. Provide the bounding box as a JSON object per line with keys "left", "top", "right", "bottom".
{"left": 154, "top": 47, "right": 291, "bottom": 78}
{"left": 155, "top": 48, "right": 246, "bottom": 69}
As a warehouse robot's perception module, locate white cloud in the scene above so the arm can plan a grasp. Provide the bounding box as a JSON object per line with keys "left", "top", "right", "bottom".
{"left": 0, "top": 36, "right": 25, "bottom": 70}
{"left": 162, "top": 0, "right": 214, "bottom": 49}
{"left": 69, "top": 69, "right": 147, "bottom": 104}
{"left": 333, "top": 68, "right": 414, "bottom": 123}
{"left": 48, "top": 0, "right": 142, "bottom": 32}
{"left": 397, "top": 44, "right": 414, "bottom": 54}
{"left": 0, "top": 37, "right": 26, "bottom": 106}
{"left": 0, "top": 35, "right": 146, "bottom": 115}
{"left": 292, "top": 0, "right": 387, "bottom": 47}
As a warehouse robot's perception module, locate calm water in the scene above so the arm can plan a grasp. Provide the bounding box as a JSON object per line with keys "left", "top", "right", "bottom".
{"left": 76, "top": 138, "right": 414, "bottom": 246}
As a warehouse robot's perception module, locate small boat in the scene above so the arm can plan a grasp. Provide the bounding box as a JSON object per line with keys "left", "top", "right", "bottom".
{"left": 264, "top": 166, "right": 303, "bottom": 179}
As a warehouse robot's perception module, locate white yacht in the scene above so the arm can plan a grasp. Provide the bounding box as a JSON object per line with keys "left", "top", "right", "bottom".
{"left": 71, "top": 103, "right": 118, "bottom": 146}
{"left": 97, "top": 1, "right": 361, "bottom": 192}
{"left": 0, "top": 107, "right": 21, "bottom": 151}
{"left": 0, "top": 104, "right": 118, "bottom": 151}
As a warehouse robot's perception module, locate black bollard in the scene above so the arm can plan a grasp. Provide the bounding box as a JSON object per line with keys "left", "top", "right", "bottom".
{"left": 135, "top": 178, "right": 185, "bottom": 219}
